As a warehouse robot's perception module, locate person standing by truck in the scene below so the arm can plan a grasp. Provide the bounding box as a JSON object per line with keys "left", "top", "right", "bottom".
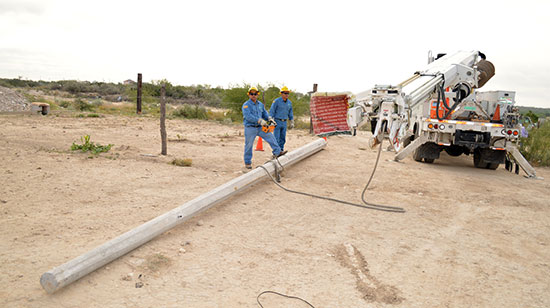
{"left": 242, "top": 87, "right": 285, "bottom": 169}
{"left": 269, "top": 86, "right": 294, "bottom": 152}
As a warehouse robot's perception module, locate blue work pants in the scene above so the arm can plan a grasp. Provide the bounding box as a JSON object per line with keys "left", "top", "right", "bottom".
{"left": 273, "top": 119, "right": 288, "bottom": 151}
{"left": 244, "top": 126, "right": 281, "bottom": 165}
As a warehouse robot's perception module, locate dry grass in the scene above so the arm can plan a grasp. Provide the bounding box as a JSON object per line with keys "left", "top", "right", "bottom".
{"left": 143, "top": 253, "right": 172, "bottom": 272}
{"left": 171, "top": 158, "right": 193, "bottom": 167}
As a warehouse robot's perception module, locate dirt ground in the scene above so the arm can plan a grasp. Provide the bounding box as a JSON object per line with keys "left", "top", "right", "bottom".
{"left": 1, "top": 112, "right": 549, "bottom": 308}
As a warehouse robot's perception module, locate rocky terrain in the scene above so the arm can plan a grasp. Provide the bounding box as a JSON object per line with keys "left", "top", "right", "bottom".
{"left": 0, "top": 86, "right": 30, "bottom": 112}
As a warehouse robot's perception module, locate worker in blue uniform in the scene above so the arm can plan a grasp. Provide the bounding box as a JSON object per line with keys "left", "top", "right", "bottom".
{"left": 242, "top": 87, "right": 286, "bottom": 169}
{"left": 269, "top": 86, "right": 294, "bottom": 152}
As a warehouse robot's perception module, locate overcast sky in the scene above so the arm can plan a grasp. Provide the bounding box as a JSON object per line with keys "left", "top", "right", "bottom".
{"left": 1, "top": 0, "right": 549, "bottom": 108}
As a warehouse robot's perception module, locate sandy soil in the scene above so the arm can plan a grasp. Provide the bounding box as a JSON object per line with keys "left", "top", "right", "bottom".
{"left": 1, "top": 112, "right": 549, "bottom": 308}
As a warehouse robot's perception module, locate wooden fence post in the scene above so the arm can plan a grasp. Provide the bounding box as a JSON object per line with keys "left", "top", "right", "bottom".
{"left": 137, "top": 73, "right": 142, "bottom": 114}
{"left": 160, "top": 84, "right": 167, "bottom": 155}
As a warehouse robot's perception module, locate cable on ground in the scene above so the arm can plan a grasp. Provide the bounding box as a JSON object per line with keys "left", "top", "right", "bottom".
{"left": 257, "top": 290, "right": 315, "bottom": 308}
{"left": 258, "top": 139, "right": 405, "bottom": 213}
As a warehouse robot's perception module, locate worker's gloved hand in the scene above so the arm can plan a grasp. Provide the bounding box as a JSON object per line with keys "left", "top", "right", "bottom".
{"left": 258, "top": 119, "right": 268, "bottom": 126}
{"left": 268, "top": 116, "right": 274, "bottom": 123}
{"left": 290, "top": 119, "right": 295, "bottom": 129}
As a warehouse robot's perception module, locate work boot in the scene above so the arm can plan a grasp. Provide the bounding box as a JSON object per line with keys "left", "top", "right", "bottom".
{"left": 368, "top": 137, "right": 380, "bottom": 149}
{"left": 273, "top": 150, "right": 287, "bottom": 158}
{"left": 245, "top": 164, "right": 252, "bottom": 169}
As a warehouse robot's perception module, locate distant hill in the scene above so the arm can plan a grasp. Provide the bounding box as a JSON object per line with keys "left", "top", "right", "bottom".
{"left": 517, "top": 106, "right": 550, "bottom": 117}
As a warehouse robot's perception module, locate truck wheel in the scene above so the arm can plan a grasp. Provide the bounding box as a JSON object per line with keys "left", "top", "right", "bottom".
{"left": 473, "top": 150, "right": 488, "bottom": 168}
{"left": 412, "top": 147, "right": 423, "bottom": 162}
{"left": 424, "top": 158, "right": 435, "bottom": 163}
{"left": 402, "top": 136, "right": 411, "bottom": 148}
{"left": 370, "top": 120, "right": 377, "bottom": 134}
{"left": 486, "top": 162, "right": 499, "bottom": 170}
{"left": 411, "top": 129, "right": 423, "bottom": 162}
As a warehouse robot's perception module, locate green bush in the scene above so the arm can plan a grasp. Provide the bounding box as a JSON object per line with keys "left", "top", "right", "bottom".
{"left": 520, "top": 122, "right": 550, "bottom": 166}
{"left": 77, "top": 113, "right": 100, "bottom": 118}
{"left": 172, "top": 104, "right": 207, "bottom": 119}
{"left": 71, "top": 135, "right": 113, "bottom": 154}
{"left": 59, "top": 100, "right": 71, "bottom": 108}
{"left": 74, "top": 98, "right": 94, "bottom": 111}
{"left": 63, "top": 80, "right": 83, "bottom": 94}
{"left": 524, "top": 110, "right": 539, "bottom": 124}
{"left": 222, "top": 84, "right": 250, "bottom": 117}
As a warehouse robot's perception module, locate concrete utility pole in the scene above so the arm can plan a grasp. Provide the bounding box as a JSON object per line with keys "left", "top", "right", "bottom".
{"left": 160, "top": 84, "right": 167, "bottom": 155}
{"left": 40, "top": 138, "right": 327, "bottom": 293}
{"left": 137, "top": 73, "right": 142, "bottom": 114}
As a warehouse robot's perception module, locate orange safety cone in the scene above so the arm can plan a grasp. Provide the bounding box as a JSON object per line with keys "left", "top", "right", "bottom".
{"left": 492, "top": 104, "right": 501, "bottom": 122}
{"left": 255, "top": 137, "right": 264, "bottom": 151}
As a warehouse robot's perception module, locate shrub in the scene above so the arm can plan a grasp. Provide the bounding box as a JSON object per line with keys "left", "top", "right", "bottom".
{"left": 74, "top": 98, "right": 94, "bottom": 111}
{"left": 70, "top": 135, "right": 113, "bottom": 154}
{"left": 172, "top": 104, "right": 207, "bottom": 119}
{"left": 293, "top": 118, "right": 311, "bottom": 130}
{"left": 206, "top": 109, "right": 226, "bottom": 122}
{"left": 91, "top": 98, "right": 103, "bottom": 107}
{"left": 171, "top": 158, "right": 192, "bottom": 167}
{"left": 59, "top": 100, "right": 71, "bottom": 108}
{"left": 520, "top": 121, "right": 550, "bottom": 166}
{"left": 222, "top": 84, "right": 249, "bottom": 117}
{"left": 77, "top": 113, "right": 100, "bottom": 118}
{"left": 225, "top": 110, "right": 242, "bottom": 123}
{"left": 63, "top": 80, "right": 83, "bottom": 94}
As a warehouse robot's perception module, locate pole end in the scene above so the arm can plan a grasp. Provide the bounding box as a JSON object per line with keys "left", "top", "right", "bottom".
{"left": 40, "top": 272, "right": 59, "bottom": 294}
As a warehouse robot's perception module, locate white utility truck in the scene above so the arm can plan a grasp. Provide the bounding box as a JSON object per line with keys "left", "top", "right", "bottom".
{"left": 347, "top": 51, "right": 536, "bottom": 177}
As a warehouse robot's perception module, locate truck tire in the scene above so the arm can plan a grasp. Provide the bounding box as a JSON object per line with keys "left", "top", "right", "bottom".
{"left": 370, "top": 120, "right": 377, "bottom": 134}
{"left": 486, "top": 162, "right": 499, "bottom": 170}
{"left": 402, "top": 136, "right": 412, "bottom": 148}
{"left": 413, "top": 142, "right": 440, "bottom": 163}
{"left": 504, "top": 157, "right": 512, "bottom": 172}
{"left": 412, "top": 147, "right": 423, "bottom": 162}
{"left": 412, "top": 129, "right": 422, "bottom": 161}
{"left": 473, "top": 150, "right": 488, "bottom": 168}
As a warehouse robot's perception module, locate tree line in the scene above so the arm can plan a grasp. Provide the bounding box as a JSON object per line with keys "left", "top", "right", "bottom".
{"left": 0, "top": 78, "right": 311, "bottom": 118}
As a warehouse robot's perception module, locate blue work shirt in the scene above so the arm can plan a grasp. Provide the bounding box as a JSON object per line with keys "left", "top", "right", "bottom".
{"left": 269, "top": 97, "right": 294, "bottom": 120}
{"left": 242, "top": 99, "right": 269, "bottom": 127}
